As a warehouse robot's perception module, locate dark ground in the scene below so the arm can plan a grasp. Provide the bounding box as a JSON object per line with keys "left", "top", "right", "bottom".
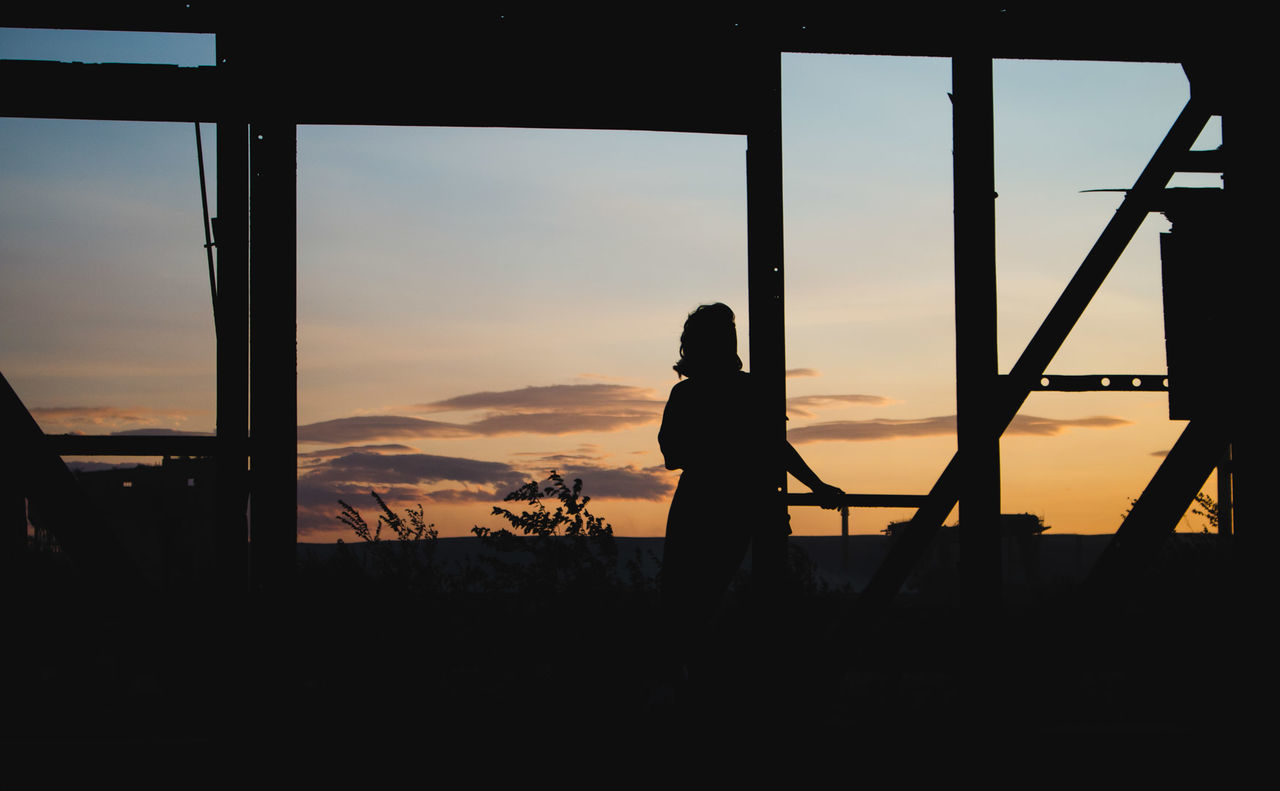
{"left": 3, "top": 533, "right": 1267, "bottom": 748}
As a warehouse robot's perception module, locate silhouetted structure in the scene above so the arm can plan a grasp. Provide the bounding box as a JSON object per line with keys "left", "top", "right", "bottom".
{"left": 2, "top": 9, "right": 1268, "bottom": 648}
{"left": 66, "top": 457, "right": 217, "bottom": 589}
{"left": 884, "top": 513, "right": 1049, "bottom": 594}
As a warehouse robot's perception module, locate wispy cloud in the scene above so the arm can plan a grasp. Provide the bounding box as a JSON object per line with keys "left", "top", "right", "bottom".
{"left": 550, "top": 463, "right": 674, "bottom": 501}
{"left": 299, "top": 443, "right": 418, "bottom": 459}
{"left": 789, "top": 415, "right": 955, "bottom": 443}
{"left": 786, "top": 393, "right": 892, "bottom": 418}
{"left": 788, "top": 414, "right": 1131, "bottom": 444}
{"left": 298, "top": 416, "right": 473, "bottom": 444}
{"left": 511, "top": 451, "right": 605, "bottom": 465}
{"left": 509, "top": 451, "right": 675, "bottom": 501}
{"left": 110, "top": 428, "right": 214, "bottom": 437}
{"left": 786, "top": 368, "right": 819, "bottom": 378}
{"left": 300, "top": 446, "right": 673, "bottom": 503}
{"left": 30, "top": 405, "right": 204, "bottom": 433}
{"left": 1007, "top": 415, "right": 1131, "bottom": 435}
{"left": 301, "top": 451, "right": 524, "bottom": 489}
{"left": 297, "top": 411, "right": 658, "bottom": 443}
{"left": 465, "top": 412, "right": 656, "bottom": 435}
{"left": 297, "top": 450, "right": 527, "bottom": 533}
{"left": 299, "top": 482, "right": 428, "bottom": 511}
{"left": 415, "top": 383, "right": 662, "bottom": 415}
{"left": 301, "top": 384, "right": 665, "bottom": 444}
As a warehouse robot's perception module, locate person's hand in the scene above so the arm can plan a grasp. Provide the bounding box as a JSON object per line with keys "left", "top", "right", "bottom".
{"left": 812, "top": 482, "right": 845, "bottom": 510}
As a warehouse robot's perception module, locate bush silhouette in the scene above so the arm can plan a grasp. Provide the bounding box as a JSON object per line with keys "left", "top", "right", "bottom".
{"left": 472, "top": 470, "right": 620, "bottom": 599}
{"left": 331, "top": 472, "right": 625, "bottom": 601}
{"left": 335, "top": 491, "right": 448, "bottom": 597}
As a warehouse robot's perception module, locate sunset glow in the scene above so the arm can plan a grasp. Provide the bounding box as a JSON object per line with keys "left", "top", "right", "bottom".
{"left": 2, "top": 30, "right": 1225, "bottom": 541}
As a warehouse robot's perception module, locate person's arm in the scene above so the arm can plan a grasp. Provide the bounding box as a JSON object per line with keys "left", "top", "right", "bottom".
{"left": 658, "top": 383, "right": 689, "bottom": 471}
{"left": 784, "top": 441, "right": 845, "bottom": 509}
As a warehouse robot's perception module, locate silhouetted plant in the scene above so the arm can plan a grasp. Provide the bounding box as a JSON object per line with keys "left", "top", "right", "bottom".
{"left": 336, "top": 491, "right": 442, "bottom": 595}
{"left": 1122, "top": 492, "right": 1218, "bottom": 534}
{"left": 471, "top": 471, "right": 619, "bottom": 599}
{"left": 1191, "top": 492, "right": 1218, "bottom": 533}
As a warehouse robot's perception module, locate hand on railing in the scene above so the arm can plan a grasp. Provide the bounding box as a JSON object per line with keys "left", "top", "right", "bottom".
{"left": 811, "top": 482, "right": 846, "bottom": 510}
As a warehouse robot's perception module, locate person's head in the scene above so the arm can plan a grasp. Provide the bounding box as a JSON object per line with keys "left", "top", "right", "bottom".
{"left": 673, "top": 303, "right": 742, "bottom": 378}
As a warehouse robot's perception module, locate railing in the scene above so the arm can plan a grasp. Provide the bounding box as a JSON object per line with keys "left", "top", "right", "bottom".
{"left": 785, "top": 492, "right": 929, "bottom": 569}
{"left": 44, "top": 434, "right": 216, "bottom": 457}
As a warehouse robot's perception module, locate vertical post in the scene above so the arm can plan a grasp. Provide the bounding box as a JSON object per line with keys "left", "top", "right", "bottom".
{"left": 840, "top": 506, "right": 850, "bottom": 571}
{"left": 746, "top": 48, "right": 787, "bottom": 590}
{"left": 952, "top": 56, "right": 1001, "bottom": 615}
{"left": 1216, "top": 448, "right": 1232, "bottom": 537}
{"left": 1216, "top": 46, "right": 1275, "bottom": 725}
{"left": 1222, "top": 71, "right": 1270, "bottom": 578}
{"left": 2, "top": 480, "right": 25, "bottom": 571}
{"left": 249, "top": 121, "right": 297, "bottom": 593}
{"left": 215, "top": 31, "right": 250, "bottom": 594}
{"left": 1, "top": 413, "right": 27, "bottom": 565}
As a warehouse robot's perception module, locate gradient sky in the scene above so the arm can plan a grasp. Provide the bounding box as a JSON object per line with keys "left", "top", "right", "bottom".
{"left": 1, "top": 28, "right": 1224, "bottom": 541}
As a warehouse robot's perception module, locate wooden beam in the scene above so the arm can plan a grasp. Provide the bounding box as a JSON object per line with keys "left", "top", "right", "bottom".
{"left": 0, "top": 6, "right": 1223, "bottom": 63}
{"left": 44, "top": 435, "right": 216, "bottom": 456}
{"left": 248, "top": 118, "right": 297, "bottom": 593}
{"left": 214, "top": 33, "right": 249, "bottom": 593}
{"left": 746, "top": 48, "right": 788, "bottom": 590}
{"left": 953, "top": 55, "right": 1001, "bottom": 614}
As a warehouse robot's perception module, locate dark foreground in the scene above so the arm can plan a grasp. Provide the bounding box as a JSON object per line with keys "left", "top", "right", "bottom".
{"left": 3, "top": 534, "right": 1267, "bottom": 748}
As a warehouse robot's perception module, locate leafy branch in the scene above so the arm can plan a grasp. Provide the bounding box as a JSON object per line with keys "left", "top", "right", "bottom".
{"left": 472, "top": 471, "right": 619, "bottom": 597}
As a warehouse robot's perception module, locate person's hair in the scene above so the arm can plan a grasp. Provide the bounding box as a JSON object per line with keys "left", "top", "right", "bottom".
{"left": 673, "top": 303, "right": 742, "bottom": 378}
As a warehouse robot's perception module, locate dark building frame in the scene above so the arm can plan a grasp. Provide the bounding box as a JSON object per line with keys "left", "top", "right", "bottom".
{"left": 3, "top": 6, "right": 1268, "bottom": 613}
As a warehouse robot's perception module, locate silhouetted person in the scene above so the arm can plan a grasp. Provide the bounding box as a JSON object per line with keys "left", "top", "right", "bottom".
{"left": 658, "top": 303, "right": 843, "bottom": 682}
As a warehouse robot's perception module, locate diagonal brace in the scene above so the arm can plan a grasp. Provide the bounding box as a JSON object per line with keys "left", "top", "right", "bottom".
{"left": 850, "top": 99, "right": 1213, "bottom": 616}
{"left": 1085, "top": 419, "right": 1226, "bottom": 603}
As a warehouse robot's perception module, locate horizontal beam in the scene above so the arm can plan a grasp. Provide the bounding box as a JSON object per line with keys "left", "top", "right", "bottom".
{"left": 3, "top": 4, "right": 1242, "bottom": 129}
{"left": 0, "top": 57, "right": 753, "bottom": 132}
{"left": 1, "top": 60, "right": 218, "bottom": 122}
{"left": 1026, "top": 374, "right": 1169, "bottom": 392}
{"left": 1, "top": 2, "right": 216, "bottom": 33}
{"left": 0, "top": 6, "right": 1232, "bottom": 63}
{"left": 45, "top": 434, "right": 217, "bottom": 456}
{"left": 786, "top": 493, "right": 928, "bottom": 509}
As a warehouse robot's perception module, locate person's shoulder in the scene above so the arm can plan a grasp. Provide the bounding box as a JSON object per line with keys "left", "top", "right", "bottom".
{"left": 668, "top": 377, "right": 695, "bottom": 398}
